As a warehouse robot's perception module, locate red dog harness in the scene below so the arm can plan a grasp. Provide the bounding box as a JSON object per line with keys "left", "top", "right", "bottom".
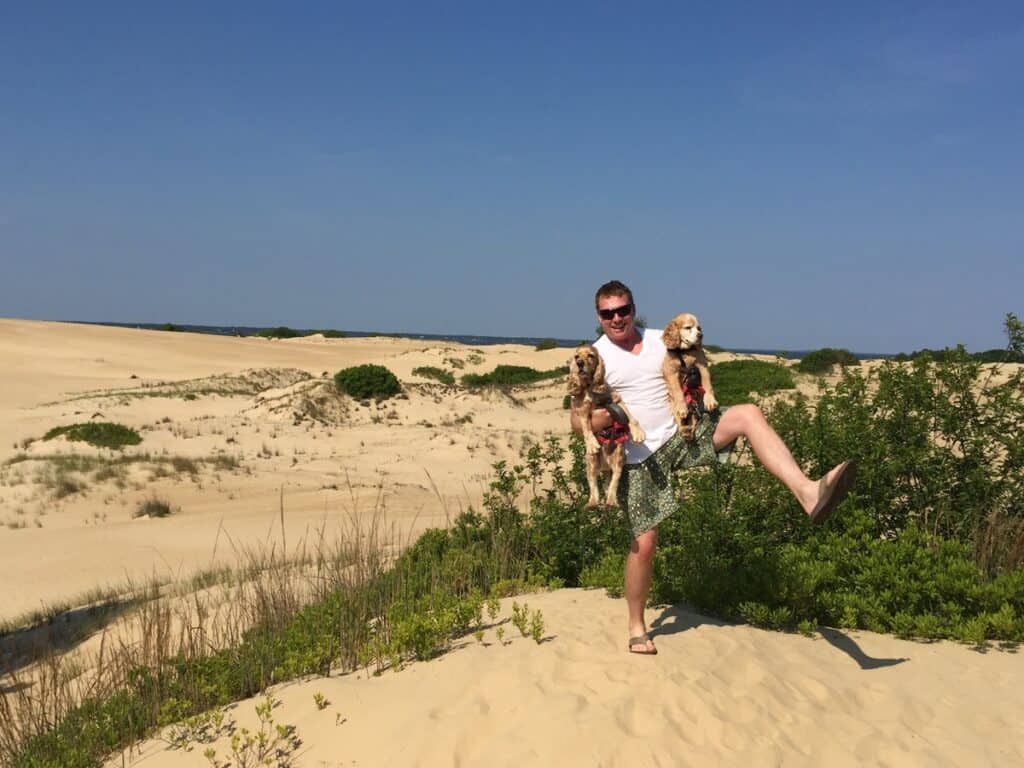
{"left": 596, "top": 422, "right": 630, "bottom": 445}
{"left": 682, "top": 363, "right": 705, "bottom": 416}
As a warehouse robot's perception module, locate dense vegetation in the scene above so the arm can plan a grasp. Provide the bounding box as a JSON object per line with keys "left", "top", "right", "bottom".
{"left": 461, "top": 365, "right": 565, "bottom": 389}
{"left": 709, "top": 360, "right": 796, "bottom": 405}
{"left": 892, "top": 347, "right": 1024, "bottom": 364}
{"left": 334, "top": 364, "right": 402, "bottom": 400}
{"left": 42, "top": 423, "right": 142, "bottom": 450}
{"left": 795, "top": 347, "right": 861, "bottom": 374}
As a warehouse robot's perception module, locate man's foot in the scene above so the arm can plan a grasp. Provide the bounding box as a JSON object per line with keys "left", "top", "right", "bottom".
{"left": 628, "top": 633, "right": 657, "bottom": 655}
{"left": 808, "top": 460, "right": 857, "bottom": 525}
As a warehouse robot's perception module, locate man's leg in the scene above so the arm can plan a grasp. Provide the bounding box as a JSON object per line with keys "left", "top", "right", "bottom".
{"left": 625, "top": 527, "right": 657, "bottom": 652}
{"left": 712, "top": 404, "right": 847, "bottom": 516}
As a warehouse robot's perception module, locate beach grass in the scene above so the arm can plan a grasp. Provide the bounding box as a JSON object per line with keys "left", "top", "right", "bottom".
{"left": 460, "top": 364, "right": 565, "bottom": 389}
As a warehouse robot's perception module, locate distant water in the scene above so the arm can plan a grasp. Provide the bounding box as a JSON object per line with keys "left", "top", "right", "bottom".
{"left": 78, "top": 321, "right": 889, "bottom": 361}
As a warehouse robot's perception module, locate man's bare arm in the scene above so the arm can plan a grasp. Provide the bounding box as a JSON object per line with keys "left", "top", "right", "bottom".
{"left": 570, "top": 407, "right": 614, "bottom": 434}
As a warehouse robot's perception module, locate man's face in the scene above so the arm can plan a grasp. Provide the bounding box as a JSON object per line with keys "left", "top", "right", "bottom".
{"left": 596, "top": 293, "right": 636, "bottom": 345}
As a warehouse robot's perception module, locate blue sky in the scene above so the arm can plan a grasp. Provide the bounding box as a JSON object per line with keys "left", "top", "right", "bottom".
{"left": 2, "top": 2, "right": 1021, "bottom": 353}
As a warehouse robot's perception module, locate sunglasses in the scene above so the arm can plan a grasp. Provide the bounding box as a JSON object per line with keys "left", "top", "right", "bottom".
{"left": 597, "top": 303, "right": 634, "bottom": 320}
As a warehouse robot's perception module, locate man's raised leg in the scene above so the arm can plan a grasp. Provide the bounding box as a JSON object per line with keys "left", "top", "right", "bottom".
{"left": 712, "top": 404, "right": 852, "bottom": 517}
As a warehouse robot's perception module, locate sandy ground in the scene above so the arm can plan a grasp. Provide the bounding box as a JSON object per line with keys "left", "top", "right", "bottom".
{"left": 4, "top": 318, "right": 1022, "bottom": 766}
{"left": 112, "top": 588, "right": 1024, "bottom": 768}
{"left": 0, "top": 319, "right": 576, "bottom": 621}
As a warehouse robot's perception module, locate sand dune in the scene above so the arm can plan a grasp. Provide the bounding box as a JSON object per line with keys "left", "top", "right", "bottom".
{"left": 0, "top": 319, "right": 568, "bottom": 620}
{"left": 113, "top": 588, "right": 1024, "bottom": 767}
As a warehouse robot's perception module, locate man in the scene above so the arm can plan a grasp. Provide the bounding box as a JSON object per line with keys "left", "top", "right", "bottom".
{"left": 580, "top": 280, "right": 856, "bottom": 655}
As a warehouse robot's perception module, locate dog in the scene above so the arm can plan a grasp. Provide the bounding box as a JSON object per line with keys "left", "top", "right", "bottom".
{"left": 662, "top": 313, "right": 719, "bottom": 441}
{"left": 567, "top": 344, "right": 645, "bottom": 508}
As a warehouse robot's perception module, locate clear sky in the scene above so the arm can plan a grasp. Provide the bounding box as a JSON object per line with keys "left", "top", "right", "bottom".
{"left": 2, "top": 2, "right": 1021, "bottom": 353}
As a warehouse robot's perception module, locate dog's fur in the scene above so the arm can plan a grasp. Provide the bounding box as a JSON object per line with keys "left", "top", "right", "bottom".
{"left": 662, "top": 313, "right": 718, "bottom": 441}
{"left": 568, "top": 345, "right": 645, "bottom": 508}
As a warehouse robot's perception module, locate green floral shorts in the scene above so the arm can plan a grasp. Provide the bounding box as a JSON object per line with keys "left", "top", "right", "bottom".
{"left": 622, "top": 408, "right": 733, "bottom": 538}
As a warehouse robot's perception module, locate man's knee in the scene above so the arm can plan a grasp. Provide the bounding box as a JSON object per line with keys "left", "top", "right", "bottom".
{"left": 629, "top": 530, "right": 657, "bottom": 563}
{"left": 728, "top": 403, "right": 765, "bottom": 429}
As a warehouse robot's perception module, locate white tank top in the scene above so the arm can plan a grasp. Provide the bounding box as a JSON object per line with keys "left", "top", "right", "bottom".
{"left": 594, "top": 328, "right": 678, "bottom": 464}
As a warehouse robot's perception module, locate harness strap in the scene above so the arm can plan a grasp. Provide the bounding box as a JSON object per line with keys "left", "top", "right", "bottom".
{"left": 596, "top": 421, "right": 631, "bottom": 445}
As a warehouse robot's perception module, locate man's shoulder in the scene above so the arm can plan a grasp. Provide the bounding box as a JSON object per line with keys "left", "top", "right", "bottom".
{"left": 644, "top": 328, "right": 666, "bottom": 351}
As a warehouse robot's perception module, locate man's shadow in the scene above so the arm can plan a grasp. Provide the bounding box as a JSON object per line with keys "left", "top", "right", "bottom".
{"left": 649, "top": 604, "right": 908, "bottom": 671}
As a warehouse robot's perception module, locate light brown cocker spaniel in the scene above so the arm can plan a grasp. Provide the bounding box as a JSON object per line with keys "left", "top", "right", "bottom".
{"left": 567, "top": 344, "right": 645, "bottom": 508}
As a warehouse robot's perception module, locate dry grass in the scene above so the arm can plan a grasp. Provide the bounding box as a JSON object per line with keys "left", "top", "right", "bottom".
{"left": 0, "top": 482, "right": 407, "bottom": 764}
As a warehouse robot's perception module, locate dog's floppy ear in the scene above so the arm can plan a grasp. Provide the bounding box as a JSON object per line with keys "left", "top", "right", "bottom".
{"left": 567, "top": 356, "right": 581, "bottom": 395}
{"left": 662, "top": 317, "right": 682, "bottom": 350}
{"left": 592, "top": 352, "right": 607, "bottom": 387}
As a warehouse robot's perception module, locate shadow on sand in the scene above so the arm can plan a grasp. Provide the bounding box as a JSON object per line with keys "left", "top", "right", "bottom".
{"left": 649, "top": 604, "right": 908, "bottom": 670}
{"left": 1, "top": 599, "right": 133, "bottom": 676}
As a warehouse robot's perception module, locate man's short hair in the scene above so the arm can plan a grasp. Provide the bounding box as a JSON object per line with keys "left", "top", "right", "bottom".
{"left": 594, "top": 280, "right": 634, "bottom": 310}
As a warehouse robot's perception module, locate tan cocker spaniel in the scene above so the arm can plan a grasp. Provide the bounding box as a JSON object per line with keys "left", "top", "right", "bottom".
{"left": 662, "top": 313, "right": 719, "bottom": 441}
{"left": 567, "top": 345, "right": 645, "bottom": 508}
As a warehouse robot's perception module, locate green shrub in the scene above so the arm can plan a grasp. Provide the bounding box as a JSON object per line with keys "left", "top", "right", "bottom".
{"left": 43, "top": 423, "right": 142, "bottom": 449}
{"left": 580, "top": 551, "right": 626, "bottom": 597}
{"left": 255, "top": 326, "right": 302, "bottom": 339}
{"left": 709, "top": 360, "right": 795, "bottom": 405}
{"left": 334, "top": 364, "right": 401, "bottom": 399}
{"left": 796, "top": 347, "right": 860, "bottom": 374}
{"left": 461, "top": 365, "right": 564, "bottom": 389}
{"left": 318, "top": 329, "right": 346, "bottom": 338}
{"left": 534, "top": 339, "right": 558, "bottom": 351}
{"left": 412, "top": 366, "right": 455, "bottom": 385}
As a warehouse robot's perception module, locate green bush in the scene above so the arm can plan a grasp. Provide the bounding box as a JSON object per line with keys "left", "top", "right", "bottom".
{"left": 255, "top": 326, "right": 302, "bottom": 339}
{"left": 412, "top": 366, "right": 455, "bottom": 385}
{"left": 796, "top": 347, "right": 860, "bottom": 374}
{"left": 709, "top": 360, "right": 795, "bottom": 405}
{"left": 43, "top": 423, "right": 142, "bottom": 449}
{"left": 461, "top": 365, "right": 564, "bottom": 389}
{"left": 334, "top": 364, "right": 402, "bottom": 399}
{"left": 534, "top": 339, "right": 558, "bottom": 351}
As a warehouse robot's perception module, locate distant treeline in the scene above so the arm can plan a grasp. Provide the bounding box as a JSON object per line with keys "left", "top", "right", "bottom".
{"left": 891, "top": 347, "right": 1024, "bottom": 364}
{"left": 252, "top": 326, "right": 346, "bottom": 339}
{"left": 156, "top": 323, "right": 346, "bottom": 339}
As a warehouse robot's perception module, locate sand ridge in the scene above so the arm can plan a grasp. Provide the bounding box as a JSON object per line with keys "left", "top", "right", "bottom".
{"left": 111, "top": 589, "right": 1024, "bottom": 767}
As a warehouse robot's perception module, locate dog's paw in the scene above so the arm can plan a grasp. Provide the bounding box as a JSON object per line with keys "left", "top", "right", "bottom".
{"left": 704, "top": 394, "right": 718, "bottom": 411}
{"left": 584, "top": 435, "right": 601, "bottom": 455}
{"left": 586, "top": 496, "right": 601, "bottom": 509}
{"left": 630, "top": 425, "right": 646, "bottom": 443}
